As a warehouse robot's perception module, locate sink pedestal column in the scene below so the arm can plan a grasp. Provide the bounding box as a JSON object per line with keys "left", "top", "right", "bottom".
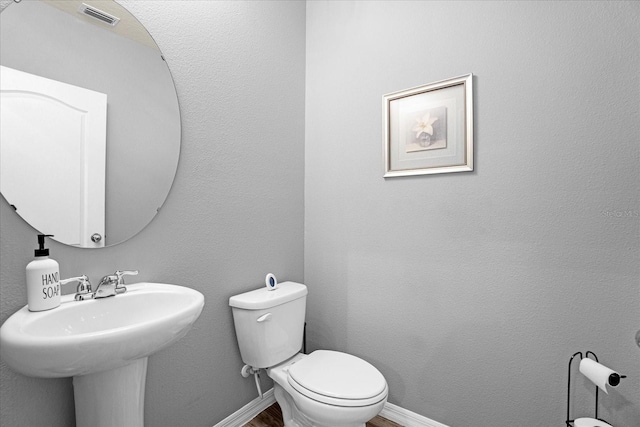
{"left": 73, "top": 357, "right": 148, "bottom": 427}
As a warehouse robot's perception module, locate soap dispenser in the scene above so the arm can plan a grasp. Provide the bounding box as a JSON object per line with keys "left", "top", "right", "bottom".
{"left": 26, "top": 234, "right": 60, "bottom": 311}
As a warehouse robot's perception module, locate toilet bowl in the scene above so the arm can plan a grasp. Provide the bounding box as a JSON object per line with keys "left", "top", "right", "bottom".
{"left": 229, "top": 281, "right": 388, "bottom": 427}
{"left": 268, "top": 351, "right": 388, "bottom": 427}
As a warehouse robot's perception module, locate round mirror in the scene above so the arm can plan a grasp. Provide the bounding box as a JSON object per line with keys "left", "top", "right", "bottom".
{"left": 0, "top": 0, "right": 180, "bottom": 248}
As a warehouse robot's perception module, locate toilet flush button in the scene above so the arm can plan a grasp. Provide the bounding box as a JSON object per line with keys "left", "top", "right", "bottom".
{"left": 257, "top": 313, "right": 272, "bottom": 322}
{"left": 265, "top": 273, "right": 278, "bottom": 291}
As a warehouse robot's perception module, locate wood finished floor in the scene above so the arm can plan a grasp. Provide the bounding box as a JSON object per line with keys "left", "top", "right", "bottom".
{"left": 243, "top": 402, "right": 402, "bottom": 427}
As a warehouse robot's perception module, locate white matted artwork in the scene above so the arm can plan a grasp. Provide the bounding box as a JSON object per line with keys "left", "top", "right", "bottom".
{"left": 383, "top": 74, "right": 473, "bottom": 177}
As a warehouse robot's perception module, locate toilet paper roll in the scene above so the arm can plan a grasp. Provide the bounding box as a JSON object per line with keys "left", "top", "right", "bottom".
{"left": 579, "top": 358, "right": 622, "bottom": 394}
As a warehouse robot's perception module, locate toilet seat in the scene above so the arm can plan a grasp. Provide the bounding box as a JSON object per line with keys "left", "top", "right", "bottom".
{"left": 287, "top": 350, "right": 388, "bottom": 407}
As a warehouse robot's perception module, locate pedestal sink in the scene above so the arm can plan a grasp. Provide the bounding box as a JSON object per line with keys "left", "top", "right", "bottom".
{"left": 0, "top": 282, "right": 205, "bottom": 427}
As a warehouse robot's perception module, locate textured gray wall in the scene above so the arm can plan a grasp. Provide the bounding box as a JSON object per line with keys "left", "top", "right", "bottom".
{"left": 305, "top": 1, "right": 639, "bottom": 426}
{"left": 0, "top": 1, "right": 305, "bottom": 426}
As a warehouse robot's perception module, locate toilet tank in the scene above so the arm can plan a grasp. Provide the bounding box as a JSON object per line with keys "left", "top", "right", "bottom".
{"left": 229, "top": 281, "right": 307, "bottom": 368}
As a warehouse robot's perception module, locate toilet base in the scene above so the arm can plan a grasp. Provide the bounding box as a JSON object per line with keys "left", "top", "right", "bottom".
{"left": 274, "top": 383, "right": 367, "bottom": 427}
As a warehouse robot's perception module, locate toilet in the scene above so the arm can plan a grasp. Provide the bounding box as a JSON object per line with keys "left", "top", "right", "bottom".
{"left": 229, "top": 281, "right": 388, "bottom": 427}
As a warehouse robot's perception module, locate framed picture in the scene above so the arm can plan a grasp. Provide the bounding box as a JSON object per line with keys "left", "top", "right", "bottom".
{"left": 383, "top": 74, "right": 473, "bottom": 177}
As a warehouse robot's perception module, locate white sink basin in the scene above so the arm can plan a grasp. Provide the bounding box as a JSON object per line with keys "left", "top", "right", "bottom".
{"left": 0, "top": 282, "right": 204, "bottom": 378}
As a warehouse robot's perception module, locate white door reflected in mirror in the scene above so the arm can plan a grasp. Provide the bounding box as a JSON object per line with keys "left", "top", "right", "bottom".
{"left": 1, "top": 66, "right": 107, "bottom": 248}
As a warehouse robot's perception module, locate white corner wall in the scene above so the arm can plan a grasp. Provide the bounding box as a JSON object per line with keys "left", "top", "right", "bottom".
{"left": 305, "top": 1, "right": 639, "bottom": 426}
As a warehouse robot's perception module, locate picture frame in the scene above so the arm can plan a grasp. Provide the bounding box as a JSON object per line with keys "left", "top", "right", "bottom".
{"left": 383, "top": 74, "right": 473, "bottom": 177}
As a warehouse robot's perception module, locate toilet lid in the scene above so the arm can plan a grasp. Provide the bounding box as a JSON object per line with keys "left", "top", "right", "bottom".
{"left": 287, "top": 350, "right": 387, "bottom": 404}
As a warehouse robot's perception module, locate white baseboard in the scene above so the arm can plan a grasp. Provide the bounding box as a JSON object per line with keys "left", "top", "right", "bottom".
{"left": 380, "top": 402, "right": 450, "bottom": 427}
{"left": 212, "top": 387, "right": 450, "bottom": 427}
{"left": 213, "top": 388, "right": 276, "bottom": 427}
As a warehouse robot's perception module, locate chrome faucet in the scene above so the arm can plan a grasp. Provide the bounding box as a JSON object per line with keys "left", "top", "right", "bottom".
{"left": 59, "top": 275, "right": 93, "bottom": 301}
{"left": 94, "top": 270, "right": 138, "bottom": 299}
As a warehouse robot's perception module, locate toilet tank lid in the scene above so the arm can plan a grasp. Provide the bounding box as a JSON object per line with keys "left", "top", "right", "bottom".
{"left": 229, "top": 281, "right": 307, "bottom": 310}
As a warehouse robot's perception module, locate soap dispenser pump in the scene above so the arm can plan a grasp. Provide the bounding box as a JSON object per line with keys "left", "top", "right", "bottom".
{"left": 26, "top": 234, "right": 61, "bottom": 311}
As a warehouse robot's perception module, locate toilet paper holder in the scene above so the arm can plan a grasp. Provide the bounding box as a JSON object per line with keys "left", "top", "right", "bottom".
{"left": 566, "top": 351, "right": 625, "bottom": 427}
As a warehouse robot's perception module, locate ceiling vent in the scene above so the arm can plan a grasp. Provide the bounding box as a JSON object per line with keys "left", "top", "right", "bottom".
{"left": 78, "top": 3, "right": 120, "bottom": 26}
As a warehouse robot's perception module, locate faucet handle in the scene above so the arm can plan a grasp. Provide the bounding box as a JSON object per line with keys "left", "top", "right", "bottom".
{"left": 60, "top": 275, "right": 86, "bottom": 285}
{"left": 60, "top": 275, "right": 93, "bottom": 300}
{"left": 60, "top": 275, "right": 91, "bottom": 292}
{"left": 115, "top": 270, "right": 138, "bottom": 285}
